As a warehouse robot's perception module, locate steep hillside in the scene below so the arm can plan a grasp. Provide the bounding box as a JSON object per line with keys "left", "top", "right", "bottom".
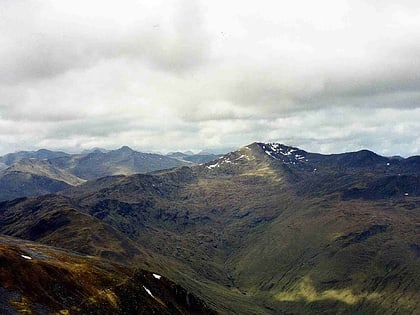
{"left": 0, "top": 235, "right": 216, "bottom": 314}
{"left": 0, "top": 142, "right": 419, "bottom": 314}
{"left": 0, "top": 171, "right": 71, "bottom": 202}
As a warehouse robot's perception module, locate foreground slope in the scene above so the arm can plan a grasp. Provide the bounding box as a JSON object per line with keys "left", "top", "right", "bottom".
{"left": 0, "top": 235, "right": 216, "bottom": 314}
{"left": 1, "top": 142, "right": 419, "bottom": 314}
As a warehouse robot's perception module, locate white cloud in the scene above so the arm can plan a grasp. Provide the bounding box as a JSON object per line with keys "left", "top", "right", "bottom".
{"left": 0, "top": 0, "right": 419, "bottom": 156}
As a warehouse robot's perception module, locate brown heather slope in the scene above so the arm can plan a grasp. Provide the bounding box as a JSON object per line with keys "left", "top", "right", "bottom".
{"left": 0, "top": 142, "right": 419, "bottom": 314}
{"left": 0, "top": 195, "right": 153, "bottom": 264}
{"left": 0, "top": 235, "right": 216, "bottom": 314}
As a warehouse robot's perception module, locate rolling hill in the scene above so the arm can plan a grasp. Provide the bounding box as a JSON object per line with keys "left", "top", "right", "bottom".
{"left": 0, "top": 142, "right": 419, "bottom": 314}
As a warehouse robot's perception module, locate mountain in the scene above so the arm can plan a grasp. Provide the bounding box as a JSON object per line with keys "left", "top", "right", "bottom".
{"left": 5, "top": 158, "right": 85, "bottom": 186}
{"left": 167, "top": 151, "right": 223, "bottom": 164}
{"left": 81, "top": 147, "right": 110, "bottom": 154}
{"left": 0, "top": 171, "right": 73, "bottom": 202}
{"left": 0, "top": 146, "right": 196, "bottom": 201}
{"left": 48, "top": 146, "right": 192, "bottom": 180}
{"left": 0, "top": 158, "right": 85, "bottom": 201}
{"left": 0, "top": 142, "right": 419, "bottom": 314}
{"left": 183, "top": 153, "right": 222, "bottom": 164}
{"left": 0, "top": 149, "right": 69, "bottom": 166}
{"left": 166, "top": 151, "right": 192, "bottom": 158}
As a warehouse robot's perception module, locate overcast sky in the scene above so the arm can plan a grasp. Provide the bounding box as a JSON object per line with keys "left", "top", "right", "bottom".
{"left": 1, "top": 0, "right": 420, "bottom": 156}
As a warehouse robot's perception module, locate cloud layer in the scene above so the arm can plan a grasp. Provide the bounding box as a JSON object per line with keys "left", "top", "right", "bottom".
{"left": 1, "top": 0, "right": 419, "bottom": 156}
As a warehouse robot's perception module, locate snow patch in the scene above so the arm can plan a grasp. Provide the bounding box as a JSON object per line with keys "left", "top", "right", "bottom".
{"left": 206, "top": 155, "right": 239, "bottom": 169}
{"left": 21, "top": 254, "right": 32, "bottom": 260}
{"left": 265, "top": 150, "right": 276, "bottom": 159}
{"left": 206, "top": 162, "right": 220, "bottom": 169}
{"left": 263, "top": 143, "right": 306, "bottom": 164}
{"left": 143, "top": 286, "right": 153, "bottom": 297}
{"left": 153, "top": 273, "right": 162, "bottom": 280}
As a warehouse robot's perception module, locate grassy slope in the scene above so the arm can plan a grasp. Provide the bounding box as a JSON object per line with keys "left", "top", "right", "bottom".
{"left": 229, "top": 196, "right": 419, "bottom": 314}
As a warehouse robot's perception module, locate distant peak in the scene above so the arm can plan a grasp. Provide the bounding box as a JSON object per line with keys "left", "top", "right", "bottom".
{"left": 197, "top": 151, "right": 212, "bottom": 155}
{"left": 81, "top": 147, "right": 108, "bottom": 154}
{"left": 117, "top": 146, "right": 134, "bottom": 152}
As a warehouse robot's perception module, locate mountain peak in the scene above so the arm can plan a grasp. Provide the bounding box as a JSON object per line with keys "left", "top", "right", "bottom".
{"left": 81, "top": 147, "right": 109, "bottom": 154}
{"left": 116, "top": 145, "right": 134, "bottom": 153}
{"left": 35, "top": 149, "right": 54, "bottom": 154}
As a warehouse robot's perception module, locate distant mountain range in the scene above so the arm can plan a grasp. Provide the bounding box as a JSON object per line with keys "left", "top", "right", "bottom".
{"left": 0, "top": 142, "right": 419, "bottom": 314}
{"left": 0, "top": 147, "right": 221, "bottom": 201}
